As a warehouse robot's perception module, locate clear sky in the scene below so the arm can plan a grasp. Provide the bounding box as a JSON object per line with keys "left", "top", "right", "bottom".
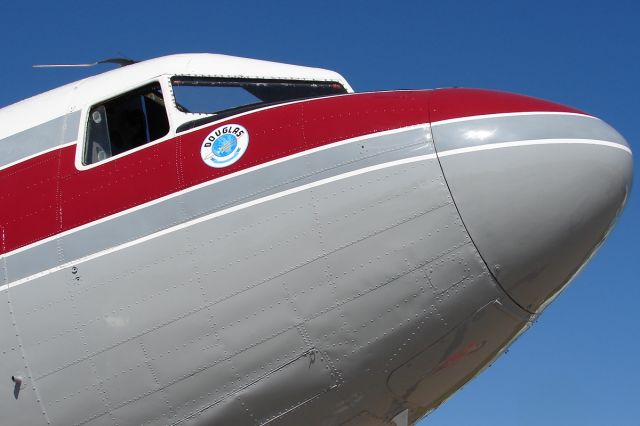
{"left": 2, "top": 1, "right": 638, "bottom": 424}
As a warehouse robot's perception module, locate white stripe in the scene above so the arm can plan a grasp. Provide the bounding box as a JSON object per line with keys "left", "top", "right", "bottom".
{"left": 437, "top": 138, "right": 632, "bottom": 156}
{"left": 2, "top": 153, "right": 438, "bottom": 290}
{"left": 1, "top": 124, "right": 430, "bottom": 259}
{"left": 430, "top": 111, "right": 594, "bottom": 127}
{"left": 2, "top": 136, "right": 631, "bottom": 289}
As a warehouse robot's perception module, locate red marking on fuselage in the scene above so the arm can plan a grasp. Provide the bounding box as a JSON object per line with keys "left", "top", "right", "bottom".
{"left": 434, "top": 340, "right": 487, "bottom": 373}
{"left": 429, "top": 88, "right": 585, "bottom": 122}
{"left": 0, "top": 89, "right": 580, "bottom": 255}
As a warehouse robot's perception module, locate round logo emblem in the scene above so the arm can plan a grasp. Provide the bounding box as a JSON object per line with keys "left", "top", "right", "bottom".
{"left": 200, "top": 124, "right": 249, "bottom": 168}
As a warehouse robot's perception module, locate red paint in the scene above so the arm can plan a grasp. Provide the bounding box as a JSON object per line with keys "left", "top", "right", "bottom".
{"left": 434, "top": 341, "right": 486, "bottom": 373}
{"left": 429, "top": 88, "right": 585, "bottom": 122}
{"left": 0, "top": 89, "right": 583, "bottom": 254}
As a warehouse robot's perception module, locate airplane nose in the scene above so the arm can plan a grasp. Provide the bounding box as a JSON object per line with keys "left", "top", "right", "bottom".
{"left": 431, "top": 91, "right": 633, "bottom": 312}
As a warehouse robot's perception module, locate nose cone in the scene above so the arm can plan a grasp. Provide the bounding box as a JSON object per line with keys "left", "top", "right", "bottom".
{"left": 431, "top": 90, "right": 633, "bottom": 312}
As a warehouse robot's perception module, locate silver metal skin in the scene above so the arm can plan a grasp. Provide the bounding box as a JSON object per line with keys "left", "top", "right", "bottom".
{"left": 0, "top": 109, "right": 632, "bottom": 425}
{"left": 433, "top": 114, "right": 632, "bottom": 312}
{"left": 0, "top": 111, "right": 80, "bottom": 168}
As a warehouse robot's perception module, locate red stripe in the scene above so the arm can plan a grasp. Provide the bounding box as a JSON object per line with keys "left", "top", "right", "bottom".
{"left": 0, "top": 89, "right": 580, "bottom": 254}
{"left": 429, "top": 88, "right": 585, "bottom": 122}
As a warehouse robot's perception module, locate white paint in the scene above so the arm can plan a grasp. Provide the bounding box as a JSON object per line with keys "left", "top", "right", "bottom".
{"left": 430, "top": 110, "right": 593, "bottom": 127}
{"left": 0, "top": 53, "right": 353, "bottom": 140}
{"left": 437, "top": 138, "right": 632, "bottom": 156}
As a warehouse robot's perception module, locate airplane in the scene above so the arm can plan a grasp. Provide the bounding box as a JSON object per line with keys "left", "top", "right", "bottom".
{"left": 0, "top": 53, "right": 632, "bottom": 426}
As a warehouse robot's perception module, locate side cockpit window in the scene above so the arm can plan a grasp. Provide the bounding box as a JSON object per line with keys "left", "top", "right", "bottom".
{"left": 84, "top": 82, "right": 169, "bottom": 165}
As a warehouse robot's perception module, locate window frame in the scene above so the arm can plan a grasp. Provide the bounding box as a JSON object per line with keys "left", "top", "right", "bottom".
{"left": 75, "top": 78, "right": 174, "bottom": 170}
{"left": 168, "top": 76, "right": 349, "bottom": 133}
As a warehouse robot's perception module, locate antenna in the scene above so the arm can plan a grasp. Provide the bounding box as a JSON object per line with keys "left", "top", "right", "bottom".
{"left": 33, "top": 58, "right": 137, "bottom": 69}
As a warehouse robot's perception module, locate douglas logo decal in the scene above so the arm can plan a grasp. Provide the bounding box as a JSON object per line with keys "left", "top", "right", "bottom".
{"left": 200, "top": 124, "right": 249, "bottom": 168}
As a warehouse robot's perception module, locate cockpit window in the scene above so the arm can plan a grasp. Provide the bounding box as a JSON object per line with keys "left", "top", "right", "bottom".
{"left": 83, "top": 82, "right": 169, "bottom": 165}
{"left": 172, "top": 83, "right": 262, "bottom": 114}
{"left": 171, "top": 77, "right": 347, "bottom": 132}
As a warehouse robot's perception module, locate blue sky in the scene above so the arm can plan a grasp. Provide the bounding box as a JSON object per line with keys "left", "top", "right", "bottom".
{"left": 2, "top": 1, "right": 638, "bottom": 424}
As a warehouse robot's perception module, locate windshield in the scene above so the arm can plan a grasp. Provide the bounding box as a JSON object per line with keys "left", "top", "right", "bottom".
{"left": 171, "top": 77, "right": 348, "bottom": 131}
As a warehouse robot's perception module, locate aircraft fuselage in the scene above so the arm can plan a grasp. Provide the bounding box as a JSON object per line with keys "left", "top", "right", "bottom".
{"left": 0, "top": 54, "right": 632, "bottom": 425}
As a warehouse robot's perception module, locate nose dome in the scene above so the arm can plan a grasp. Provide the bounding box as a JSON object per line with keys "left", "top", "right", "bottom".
{"left": 431, "top": 90, "right": 633, "bottom": 312}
